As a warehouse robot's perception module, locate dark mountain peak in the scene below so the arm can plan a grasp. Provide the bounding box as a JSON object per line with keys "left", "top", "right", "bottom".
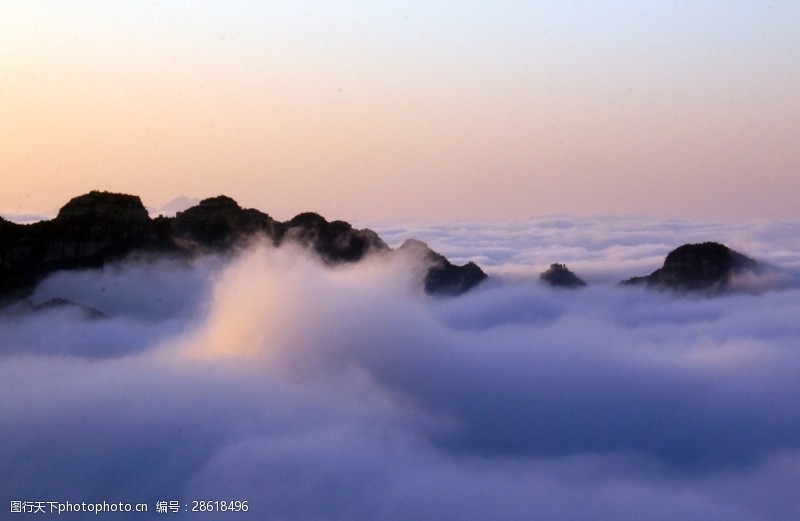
{"left": 35, "top": 191, "right": 161, "bottom": 273}
{"left": 192, "top": 195, "right": 242, "bottom": 211}
{"left": 288, "top": 212, "right": 328, "bottom": 228}
{"left": 174, "top": 195, "right": 247, "bottom": 223}
{"left": 663, "top": 242, "right": 756, "bottom": 272}
{"left": 398, "top": 238, "right": 487, "bottom": 296}
{"left": 56, "top": 191, "right": 149, "bottom": 223}
{"left": 172, "top": 196, "right": 277, "bottom": 250}
{"left": 540, "top": 263, "right": 586, "bottom": 288}
{"left": 284, "top": 212, "right": 387, "bottom": 263}
{"left": 624, "top": 242, "right": 760, "bottom": 293}
{"left": 429, "top": 261, "right": 486, "bottom": 296}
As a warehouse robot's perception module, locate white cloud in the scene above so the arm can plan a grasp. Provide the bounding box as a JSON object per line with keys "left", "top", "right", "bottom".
{"left": 2, "top": 217, "right": 800, "bottom": 520}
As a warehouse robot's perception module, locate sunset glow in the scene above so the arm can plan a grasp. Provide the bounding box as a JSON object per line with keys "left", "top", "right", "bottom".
{"left": 2, "top": 2, "right": 798, "bottom": 219}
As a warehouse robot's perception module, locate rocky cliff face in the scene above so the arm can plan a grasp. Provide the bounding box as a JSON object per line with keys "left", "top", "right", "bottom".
{"left": 623, "top": 242, "right": 759, "bottom": 293}
{"left": 0, "top": 191, "right": 487, "bottom": 301}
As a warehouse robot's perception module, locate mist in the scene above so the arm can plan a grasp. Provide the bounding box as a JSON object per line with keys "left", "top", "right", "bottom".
{"left": 2, "top": 217, "right": 799, "bottom": 520}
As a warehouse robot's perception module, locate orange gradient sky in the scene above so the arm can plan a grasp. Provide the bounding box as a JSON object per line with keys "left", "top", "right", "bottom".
{"left": 1, "top": 2, "right": 798, "bottom": 221}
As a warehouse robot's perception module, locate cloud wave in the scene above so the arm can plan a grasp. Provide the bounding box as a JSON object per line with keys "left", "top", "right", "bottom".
{"left": 2, "top": 217, "right": 800, "bottom": 520}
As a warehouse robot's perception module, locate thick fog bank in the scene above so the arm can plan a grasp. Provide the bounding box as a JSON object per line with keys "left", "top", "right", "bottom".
{"left": 2, "top": 218, "right": 799, "bottom": 520}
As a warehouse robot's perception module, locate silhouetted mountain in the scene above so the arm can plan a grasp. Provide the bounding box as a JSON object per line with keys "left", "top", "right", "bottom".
{"left": 283, "top": 212, "right": 388, "bottom": 263}
{"left": 398, "top": 239, "right": 488, "bottom": 296}
{"left": 540, "top": 263, "right": 586, "bottom": 288}
{"left": 172, "top": 195, "right": 280, "bottom": 251}
{"left": 623, "top": 242, "right": 760, "bottom": 293}
{"left": 0, "top": 192, "right": 169, "bottom": 299}
{"left": 0, "top": 191, "right": 486, "bottom": 302}
{"left": 149, "top": 195, "right": 201, "bottom": 217}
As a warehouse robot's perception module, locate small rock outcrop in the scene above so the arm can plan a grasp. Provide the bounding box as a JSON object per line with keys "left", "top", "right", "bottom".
{"left": 540, "top": 263, "right": 586, "bottom": 288}
{"left": 398, "top": 239, "right": 488, "bottom": 296}
{"left": 0, "top": 191, "right": 486, "bottom": 302}
{"left": 623, "top": 242, "right": 759, "bottom": 293}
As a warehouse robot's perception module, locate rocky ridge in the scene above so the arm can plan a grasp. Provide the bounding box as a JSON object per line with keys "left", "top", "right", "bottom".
{"left": 0, "top": 192, "right": 768, "bottom": 303}
{"left": 0, "top": 191, "right": 487, "bottom": 301}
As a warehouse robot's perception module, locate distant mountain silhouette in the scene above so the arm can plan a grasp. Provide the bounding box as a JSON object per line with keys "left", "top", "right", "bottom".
{"left": 0, "top": 191, "right": 487, "bottom": 302}
{"left": 149, "top": 195, "right": 201, "bottom": 217}
{"left": 0, "top": 212, "right": 54, "bottom": 224}
{"left": 623, "top": 242, "right": 760, "bottom": 293}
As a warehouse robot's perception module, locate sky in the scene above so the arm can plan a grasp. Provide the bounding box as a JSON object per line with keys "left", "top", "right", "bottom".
{"left": 2, "top": 216, "right": 800, "bottom": 520}
{"left": 1, "top": 1, "right": 799, "bottom": 221}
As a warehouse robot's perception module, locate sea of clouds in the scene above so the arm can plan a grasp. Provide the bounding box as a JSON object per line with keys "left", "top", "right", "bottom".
{"left": 2, "top": 216, "right": 800, "bottom": 520}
